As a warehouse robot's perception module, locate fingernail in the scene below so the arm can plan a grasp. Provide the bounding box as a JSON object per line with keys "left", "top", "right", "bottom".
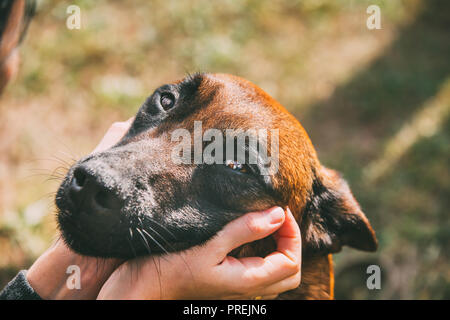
{"left": 266, "top": 207, "right": 285, "bottom": 224}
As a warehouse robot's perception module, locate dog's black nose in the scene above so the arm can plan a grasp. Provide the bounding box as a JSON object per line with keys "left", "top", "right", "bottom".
{"left": 69, "top": 166, "right": 122, "bottom": 216}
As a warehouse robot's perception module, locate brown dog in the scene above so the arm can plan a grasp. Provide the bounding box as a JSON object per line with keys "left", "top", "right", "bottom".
{"left": 56, "top": 73, "right": 377, "bottom": 300}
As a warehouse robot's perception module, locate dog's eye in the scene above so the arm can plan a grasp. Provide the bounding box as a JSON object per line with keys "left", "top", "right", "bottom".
{"left": 160, "top": 93, "right": 175, "bottom": 110}
{"left": 225, "top": 160, "right": 248, "bottom": 173}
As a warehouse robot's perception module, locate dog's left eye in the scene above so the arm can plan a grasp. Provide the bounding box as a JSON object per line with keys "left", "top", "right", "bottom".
{"left": 225, "top": 160, "right": 248, "bottom": 173}
{"left": 160, "top": 93, "right": 175, "bottom": 110}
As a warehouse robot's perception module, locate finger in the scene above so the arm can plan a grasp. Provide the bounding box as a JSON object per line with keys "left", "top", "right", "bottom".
{"left": 93, "top": 119, "right": 133, "bottom": 153}
{"left": 217, "top": 250, "right": 299, "bottom": 290}
{"left": 124, "top": 116, "right": 135, "bottom": 124}
{"left": 244, "top": 207, "right": 300, "bottom": 284}
{"left": 272, "top": 207, "right": 301, "bottom": 265}
{"left": 216, "top": 208, "right": 301, "bottom": 287}
{"left": 258, "top": 272, "right": 301, "bottom": 296}
{"left": 205, "top": 207, "right": 285, "bottom": 261}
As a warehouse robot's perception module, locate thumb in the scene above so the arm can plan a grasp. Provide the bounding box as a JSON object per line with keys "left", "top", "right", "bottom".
{"left": 92, "top": 117, "right": 134, "bottom": 154}
{"left": 207, "top": 207, "right": 285, "bottom": 260}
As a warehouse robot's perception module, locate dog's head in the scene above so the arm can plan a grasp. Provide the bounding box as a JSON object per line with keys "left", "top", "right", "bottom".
{"left": 56, "top": 73, "right": 376, "bottom": 263}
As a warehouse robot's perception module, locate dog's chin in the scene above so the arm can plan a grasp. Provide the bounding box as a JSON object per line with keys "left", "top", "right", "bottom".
{"left": 57, "top": 212, "right": 206, "bottom": 259}
{"left": 58, "top": 225, "right": 129, "bottom": 259}
{"left": 61, "top": 230, "right": 202, "bottom": 259}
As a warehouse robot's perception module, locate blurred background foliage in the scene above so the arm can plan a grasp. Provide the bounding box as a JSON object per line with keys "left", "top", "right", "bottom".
{"left": 0, "top": 0, "right": 448, "bottom": 299}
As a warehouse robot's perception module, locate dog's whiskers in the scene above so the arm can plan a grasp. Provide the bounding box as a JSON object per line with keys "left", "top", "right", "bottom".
{"left": 137, "top": 216, "right": 178, "bottom": 255}
{"left": 50, "top": 154, "right": 75, "bottom": 169}
{"left": 138, "top": 216, "right": 171, "bottom": 247}
{"left": 136, "top": 227, "right": 152, "bottom": 255}
{"left": 141, "top": 228, "right": 169, "bottom": 255}
{"left": 126, "top": 228, "right": 138, "bottom": 258}
{"left": 128, "top": 227, "right": 134, "bottom": 241}
{"left": 136, "top": 217, "right": 195, "bottom": 288}
{"left": 146, "top": 217, "right": 177, "bottom": 241}
{"left": 136, "top": 217, "right": 170, "bottom": 261}
{"left": 150, "top": 256, "right": 163, "bottom": 298}
{"left": 145, "top": 224, "right": 173, "bottom": 249}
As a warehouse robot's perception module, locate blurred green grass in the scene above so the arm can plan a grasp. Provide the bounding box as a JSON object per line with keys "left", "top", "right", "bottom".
{"left": 0, "top": 0, "right": 448, "bottom": 299}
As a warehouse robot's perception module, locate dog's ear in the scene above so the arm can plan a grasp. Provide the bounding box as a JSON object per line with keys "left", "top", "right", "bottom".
{"left": 301, "top": 166, "right": 377, "bottom": 255}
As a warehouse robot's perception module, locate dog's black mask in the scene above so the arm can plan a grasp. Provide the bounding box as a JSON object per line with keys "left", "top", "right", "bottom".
{"left": 56, "top": 74, "right": 278, "bottom": 258}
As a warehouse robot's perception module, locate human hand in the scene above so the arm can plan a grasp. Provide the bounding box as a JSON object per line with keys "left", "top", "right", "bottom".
{"left": 27, "top": 118, "right": 134, "bottom": 299}
{"left": 26, "top": 239, "right": 122, "bottom": 300}
{"left": 97, "top": 207, "right": 301, "bottom": 300}
{"left": 92, "top": 117, "right": 134, "bottom": 153}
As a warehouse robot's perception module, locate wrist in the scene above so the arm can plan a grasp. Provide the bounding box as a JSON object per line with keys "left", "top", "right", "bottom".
{"left": 27, "top": 240, "right": 121, "bottom": 299}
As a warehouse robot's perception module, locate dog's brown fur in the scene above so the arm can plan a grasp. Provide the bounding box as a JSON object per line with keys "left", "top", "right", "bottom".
{"left": 202, "top": 74, "right": 377, "bottom": 299}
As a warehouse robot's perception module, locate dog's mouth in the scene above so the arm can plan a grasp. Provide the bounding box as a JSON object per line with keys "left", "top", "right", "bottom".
{"left": 57, "top": 205, "right": 200, "bottom": 259}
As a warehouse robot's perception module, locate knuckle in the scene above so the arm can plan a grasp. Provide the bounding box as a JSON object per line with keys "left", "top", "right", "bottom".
{"left": 283, "top": 258, "right": 301, "bottom": 275}
{"left": 244, "top": 215, "right": 264, "bottom": 235}
{"left": 241, "top": 273, "right": 262, "bottom": 290}
{"left": 289, "top": 273, "right": 301, "bottom": 290}
{"left": 295, "top": 273, "right": 302, "bottom": 287}
{"left": 241, "top": 273, "right": 256, "bottom": 287}
{"left": 292, "top": 262, "right": 301, "bottom": 274}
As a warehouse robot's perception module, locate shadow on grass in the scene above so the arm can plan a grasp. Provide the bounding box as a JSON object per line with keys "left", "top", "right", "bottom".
{"left": 298, "top": 0, "right": 450, "bottom": 299}
{"left": 302, "top": 0, "right": 449, "bottom": 161}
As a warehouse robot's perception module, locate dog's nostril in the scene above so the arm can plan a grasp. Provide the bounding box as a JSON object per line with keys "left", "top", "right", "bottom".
{"left": 95, "top": 191, "right": 110, "bottom": 209}
{"left": 69, "top": 166, "right": 122, "bottom": 216}
{"left": 73, "top": 167, "right": 87, "bottom": 187}
{"left": 94, "top": 190, "right": 121, "bottom": 211}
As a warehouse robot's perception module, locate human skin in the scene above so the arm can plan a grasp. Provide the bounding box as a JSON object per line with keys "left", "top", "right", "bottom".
{"left": 26, "top": 119, "right": 301, "bottom": 300}
{"left": 97, "top": 206, "right": 301, "bottom": 300}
